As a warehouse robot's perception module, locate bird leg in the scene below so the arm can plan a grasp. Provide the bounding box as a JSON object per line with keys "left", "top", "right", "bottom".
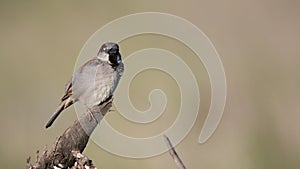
{"left": 86, "top": 107, "right": 99, "bottom": 125}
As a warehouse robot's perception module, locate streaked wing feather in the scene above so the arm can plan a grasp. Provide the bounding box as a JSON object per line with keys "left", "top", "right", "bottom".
{"left": 61, "top": 78, "right": 72, "bottom": 101}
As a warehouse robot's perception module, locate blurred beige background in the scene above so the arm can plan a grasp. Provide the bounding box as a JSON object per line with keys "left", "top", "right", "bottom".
{"left": 0, "top": 0, "right": 300, "bottom": 168}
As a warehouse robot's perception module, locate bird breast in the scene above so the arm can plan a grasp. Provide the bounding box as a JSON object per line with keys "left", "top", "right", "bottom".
{"left": 72, "top": 58, "right": 122, "bottom": 108}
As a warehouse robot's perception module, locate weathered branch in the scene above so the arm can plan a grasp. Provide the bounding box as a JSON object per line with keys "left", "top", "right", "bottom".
{"left": 70, "top": 150, "right": 97, "bottom": 169}
{"left": 27, "top": 98, "right": 188, "bottom": 169}
{"left": 164, "top": 135, "right": 187, "bottom": 169}
{"left": 27, "top": 97, "right": 113, "bottom": 169}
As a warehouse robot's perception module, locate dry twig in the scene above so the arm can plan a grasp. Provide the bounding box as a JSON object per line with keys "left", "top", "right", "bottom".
{"left": 164, "top": 135, "right": 187, "bottom": 169}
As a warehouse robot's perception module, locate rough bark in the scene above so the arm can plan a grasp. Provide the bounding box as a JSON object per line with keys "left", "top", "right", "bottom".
{"left": 27, "top": 97, "right": 113, "bottom": 169}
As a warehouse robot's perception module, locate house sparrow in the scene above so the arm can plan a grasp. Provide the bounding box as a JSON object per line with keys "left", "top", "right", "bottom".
{"left": 45, "top": 42, "right": 124, "bottom": 128}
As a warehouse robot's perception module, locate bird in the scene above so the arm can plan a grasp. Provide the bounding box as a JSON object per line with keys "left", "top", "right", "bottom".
{"left": 45, "top": 42, "right": 124, "bottom": 128}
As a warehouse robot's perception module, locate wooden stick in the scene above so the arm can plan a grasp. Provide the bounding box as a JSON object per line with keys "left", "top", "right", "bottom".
{"left": 164, "top": 135, "right": 187, "bottom": 169}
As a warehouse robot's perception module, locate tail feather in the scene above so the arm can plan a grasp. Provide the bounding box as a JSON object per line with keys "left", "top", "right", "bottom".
{"left": 45, "top": 98, "right": 73, "bottom": 128}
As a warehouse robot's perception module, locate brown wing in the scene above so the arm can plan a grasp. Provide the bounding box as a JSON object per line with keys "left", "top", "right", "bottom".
{"left": 61, "top": 78, "right": 73, "bottom": 101}
{"left": 45, "top": 78, "right": 74, "bottom": 128}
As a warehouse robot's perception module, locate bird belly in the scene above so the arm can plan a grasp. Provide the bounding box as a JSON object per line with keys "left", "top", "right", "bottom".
{"left": 72, "top": 59, "right": 123, "bottom": 109}
{"left": 79, "top": 73, "right": 119, "bottom": 108}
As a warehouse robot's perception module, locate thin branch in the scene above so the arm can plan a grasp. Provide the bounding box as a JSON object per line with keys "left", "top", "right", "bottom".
{"left": 164, "top": 135, "right": 187, "bottom": 169}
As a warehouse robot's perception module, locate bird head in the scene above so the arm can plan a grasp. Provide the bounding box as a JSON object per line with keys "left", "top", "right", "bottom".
{"left": 97, "top": 42, "right": 122, "bottom": 66}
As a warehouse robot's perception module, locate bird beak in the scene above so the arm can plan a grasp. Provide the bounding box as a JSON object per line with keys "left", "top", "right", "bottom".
{"left": 117, "top": 53, "right": 122, "bottom": 63}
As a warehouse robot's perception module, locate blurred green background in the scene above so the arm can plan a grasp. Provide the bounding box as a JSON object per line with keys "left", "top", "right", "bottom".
{"left": 1, "top": 0, "right": 300, "bottom": 168}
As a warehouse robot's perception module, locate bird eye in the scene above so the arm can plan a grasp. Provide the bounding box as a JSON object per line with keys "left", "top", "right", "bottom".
{"left": 109, "top": 47, "right": 118, "bottom": 54}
